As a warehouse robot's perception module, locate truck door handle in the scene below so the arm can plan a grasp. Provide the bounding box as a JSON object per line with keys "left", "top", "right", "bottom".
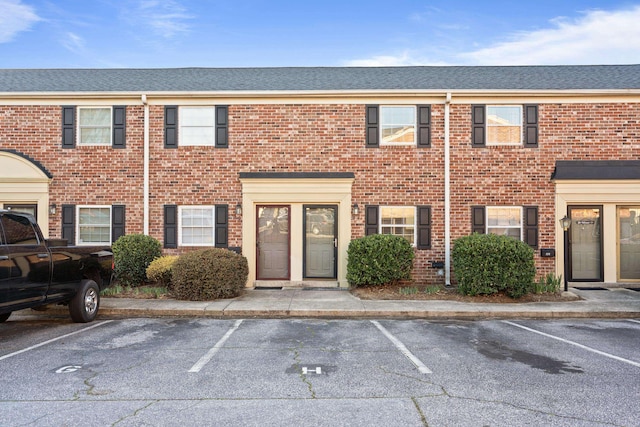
{"left": 37, "top": 253, "right": 49, "bottom": 259}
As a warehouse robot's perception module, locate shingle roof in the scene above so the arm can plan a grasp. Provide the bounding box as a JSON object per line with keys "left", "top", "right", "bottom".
{"left": 1, "top": 65, "right": 639, "bottom": 93}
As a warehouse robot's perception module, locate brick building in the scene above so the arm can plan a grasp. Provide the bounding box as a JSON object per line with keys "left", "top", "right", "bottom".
{"left": 1, "top": 66, "right": 639, "bottom": 287}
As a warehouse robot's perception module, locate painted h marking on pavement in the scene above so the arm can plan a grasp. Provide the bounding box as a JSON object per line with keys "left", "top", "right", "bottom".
{"left": 371, "top": 320, "right": 432, "bottom": 374}
{"left": 0, "top": 320, "right": 114, "bottom": 362}
{"left": 189, "top": 319, "right": 243, "bottom": 373}
{"left": 503, "top": 321, "right": 640, "bottom": 368}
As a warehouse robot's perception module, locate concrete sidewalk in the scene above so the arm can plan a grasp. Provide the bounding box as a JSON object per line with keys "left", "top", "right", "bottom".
{"left": 89, "top": 286, "right": 640, "bottom": 320}
{"left": 12, "top": 286, "right": 640, "bottom": 321}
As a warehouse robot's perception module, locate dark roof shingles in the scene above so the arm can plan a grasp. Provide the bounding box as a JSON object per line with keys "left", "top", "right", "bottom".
{"left": 1, "top": 65, "right": 640, "bottom": 92}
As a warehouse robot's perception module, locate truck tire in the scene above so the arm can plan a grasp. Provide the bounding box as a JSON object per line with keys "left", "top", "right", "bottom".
{"left": 69, "top": 280, "right": 100, "bottom": 323}
{"left": 0, "top": 312, "right": 11, "bottom": 323}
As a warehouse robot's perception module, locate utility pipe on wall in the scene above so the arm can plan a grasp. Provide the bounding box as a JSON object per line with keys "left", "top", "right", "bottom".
{"left": 142, "top": 94, "right": 150, "bottom": 235}
{"left": 444, "top": 92, "right": 452, "bottom": 286}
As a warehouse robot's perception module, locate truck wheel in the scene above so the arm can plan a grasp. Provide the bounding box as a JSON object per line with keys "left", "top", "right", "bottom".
{"left": 69, "top": 280, "right": 100, "bottom": 323}
{"left": 0, "top": 312, "right": 11, "bottom": 323}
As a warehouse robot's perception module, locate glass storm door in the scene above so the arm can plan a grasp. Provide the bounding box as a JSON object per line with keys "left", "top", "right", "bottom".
{"left": 304, "top": 205, "right": 337, "bottom": 279}
{"left": 569, "top": 206, "right": 603, "bottom": 281}
{"left": 256, "top": 206, "right": 290, "bottom": 280}
{"left": 619, "top": 207, "right": 640, "bottom": 281}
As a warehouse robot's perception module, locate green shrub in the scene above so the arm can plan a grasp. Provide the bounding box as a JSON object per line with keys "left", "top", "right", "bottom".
{"left": 534, "top": 272, "right": 563, "bottom": 294}
{"left": 347, "top": 234, "right": 415, "bottom": 287}
{"left": 146, "top": 256, "right": 179, "bottom": 289}
{"left": 112, "top": 234, "right": 162, "bottom": 287}
{"left": 172, "top": 248, "right": 248, "bottom": 300}
{"left": 452, "top": 233, "right": 535, "bottom": 298}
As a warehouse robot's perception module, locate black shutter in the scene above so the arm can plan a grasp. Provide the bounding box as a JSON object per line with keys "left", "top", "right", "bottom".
{"left": 112, "top": 106, "right": 126, "bottom": 149}
{"left": 417, "top": 105, "right": 431, "bottom": 148}
{"left": 111, "top": 205, "right": 125, "bottom": 243}
{"left": 164, "top": 106, "right": 178, "bottom": 148}
{"left": 62, "top": 106, "right": 76, "bottom": 149}
{"left": 365, "top": 205, "right": 379, "bottom": 236}
{"left": 164, "top": 205, "right": 177, "bottom": 248}
{"left": 215, "top": 204, "right": 229, "bottom": 247}
{"left": 472, "top": 206, "right": 486, "bottom": 234}
{"left": 61, "top": 204, "right": 76, "bottom": 244}
{"left": 471, "top": 105, "right": 486, "bottom": 148}
{"left": 416, "top": 206, "right": 431, "bottom": 249}
{"left": 365, "top": 105, "right": 379, "bottom": 148}
{"left": 523, "top": 206, "right": 539, "bottom": 248}
{"left": 524, "top": 104, "right": 538, "bottom": 148}
{"left": 215, "top": 106, "right": 228, "bottom": 148}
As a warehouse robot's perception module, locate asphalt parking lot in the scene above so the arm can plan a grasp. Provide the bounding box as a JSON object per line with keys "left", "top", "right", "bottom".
{"left": 1, "top": 317, "right": 639, "bottom": 426}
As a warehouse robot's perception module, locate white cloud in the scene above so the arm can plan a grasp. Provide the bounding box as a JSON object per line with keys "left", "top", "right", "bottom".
{"left": 60, "top": 32, "right": 85, "bottom": 54}
{"left": 346, "top": 51, "right": 449, "bottom": 67}
{"left": 134, "top": 0, "right": 193, "bottom": 38}
{"left": 459, "top": 6, "right": 640, "bottom": 65}
{"left": 0, "top": 0, "right": 41, "bottom": 43}
{"left": 346, "top": 6, "right": 640, "bottom": 67}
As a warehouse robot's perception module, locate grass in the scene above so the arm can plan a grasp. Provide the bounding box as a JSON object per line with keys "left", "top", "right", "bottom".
{"left": 101, "top": 284, "right": 169, "bottom": 299}
{"left": 398, "top": 286, "right": 419, "bottom": 295}
{"left": 533, "top": 273, "right": 563, "bottom": 294}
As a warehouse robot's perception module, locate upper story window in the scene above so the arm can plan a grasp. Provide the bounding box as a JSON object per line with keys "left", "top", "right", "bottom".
{"left": 77, "top": 206, "right": 111, "bottom": 245}
{"left": 179, "top": 107, "right": 216, "bottom": 146}
{"left": 78, "top": 107, "right": 112, "bottom": 146}
{"left": 165, "top": 105, "right": 228, "bottom": 148}
{"left": 486, "top": 106, "right": 522, "bottom": 146}
{"left": 380, "top": 206, "right": 416, "bottom": 245}
{"left": 179, "top": 206, "right": 215, "bottom": 246}
{"left": 486, "top": 206, "right": 522, "bottom": 239}
{"left": 380, "top": 106, "right": 416, "bottom": 145}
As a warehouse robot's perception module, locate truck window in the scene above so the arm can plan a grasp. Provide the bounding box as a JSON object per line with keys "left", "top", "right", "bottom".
{"left": 1, "top": 214, "right": 39, "bottom": 245}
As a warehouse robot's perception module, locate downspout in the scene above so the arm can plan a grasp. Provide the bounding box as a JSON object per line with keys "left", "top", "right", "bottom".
{"left": 444, "top": 92, "right": 452, "bottom": 286}
{"left": 142, "top": 94, "right": 150, "bottom": 235}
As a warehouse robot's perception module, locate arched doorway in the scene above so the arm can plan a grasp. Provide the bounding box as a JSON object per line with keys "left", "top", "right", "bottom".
{"left": 0, "top": 150, "right": 52, "bottom": 236}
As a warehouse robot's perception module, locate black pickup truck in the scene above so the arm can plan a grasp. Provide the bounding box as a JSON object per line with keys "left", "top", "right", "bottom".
{"left": 0, "top": 210, "right": 113, "bottom": 323}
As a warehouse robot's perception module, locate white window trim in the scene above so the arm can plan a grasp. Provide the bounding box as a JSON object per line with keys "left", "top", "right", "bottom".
{"left": 179, "top": 106, "right": 216, "bottom": 146}
{"left": 76, "top": 205, "right": 112, "bottom": 246}
{"left": 380, "top": 105, "right": 416, "bottom": 146}
{"left": 486, "top": 105, "right": 522, "bottom": 146}
{"left": 486, "top": 206, "right": 523, "bottom": 240}
{"left": 178, "top": 205, "right": 216, "bottom": 246}
{"left": 77, "top": 106, "right": 112, "bottom": 146}
{"left": 379, "top": 205, "right": 417, "bottom": 247}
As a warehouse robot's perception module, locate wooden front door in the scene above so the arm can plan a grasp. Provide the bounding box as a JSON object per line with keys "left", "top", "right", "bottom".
{"left": 303, "top": 205, "right": 337, "bottom": 279}
{"left": 568, "top": 206, "right": 603, "bottom": 281}
{"left": 256, "top": 206, "right": 290, "bottom": 280}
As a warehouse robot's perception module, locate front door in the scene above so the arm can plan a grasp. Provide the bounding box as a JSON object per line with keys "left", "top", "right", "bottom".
{"left": 568, "top": 206, "right": 603, "bottom": 281}
{"left": 304, "top": 205, "right": 337, "bottom": 279}
{"left": 256, "top": 206, "right": 290, "bottom": 280}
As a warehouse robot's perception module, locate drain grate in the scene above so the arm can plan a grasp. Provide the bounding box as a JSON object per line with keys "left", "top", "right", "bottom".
{"left": 254, "top": 286, "right": 283, "bottom": 290}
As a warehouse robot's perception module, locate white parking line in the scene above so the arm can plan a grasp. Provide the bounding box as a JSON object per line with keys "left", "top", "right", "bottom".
{"left": 0, "top": 320, "right": 114, "bottom": 362}
{"left": 626, "top": 319, "right": 640, "bottom": 325}
{"left": 189, "top": 319, "right": 243, "bottom": 373}
{"left": 503, "top": 320, "right": 640, "bottom": 368}
{"left": 370, "top": 320, "right": 432, "bottom": 374}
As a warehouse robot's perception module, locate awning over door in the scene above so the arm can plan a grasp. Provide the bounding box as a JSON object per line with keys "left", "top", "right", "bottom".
{"left": 552, "top": 160, "right": 640, "bottom": 180}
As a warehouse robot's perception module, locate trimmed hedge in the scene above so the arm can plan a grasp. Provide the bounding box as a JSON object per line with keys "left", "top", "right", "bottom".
{"left": 347, "top": 234, "right": 415, "bottom": 287}
{"left": 112, "top": 234, "right": 162, "bottom": 286}
{"left": 172, "top": 248, "right": 248, "bottom": 300}
{"left": 452, "top": 233, "right": 535, "bottom": 298}
{"left": 146, "top": 255, "right": 179, "bottom": 289}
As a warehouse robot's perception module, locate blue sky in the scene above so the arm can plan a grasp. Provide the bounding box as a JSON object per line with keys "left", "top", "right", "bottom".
{"left": 1, "top": 0, "right": 640, "bottom": 68}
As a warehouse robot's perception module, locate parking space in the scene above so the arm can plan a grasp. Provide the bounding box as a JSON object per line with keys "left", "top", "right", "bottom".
{"left": 1, "top": 318, "right": 639, "bottom": 426}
